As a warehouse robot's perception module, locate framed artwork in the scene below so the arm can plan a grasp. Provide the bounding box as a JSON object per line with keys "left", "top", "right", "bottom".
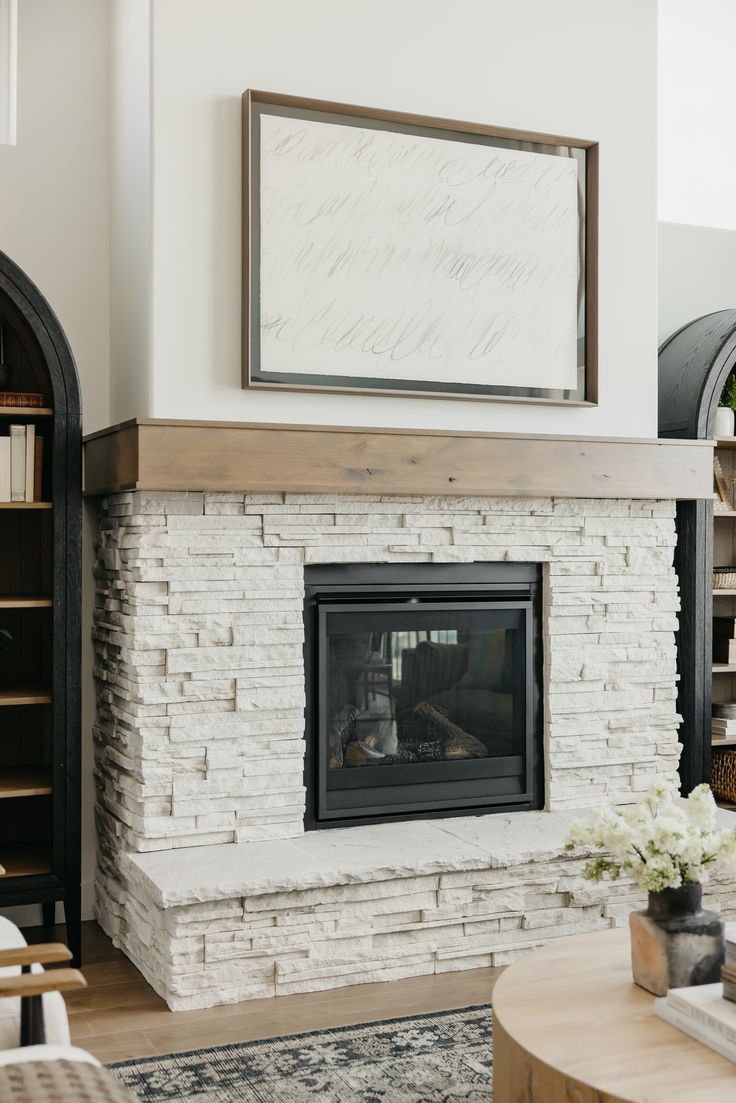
{"left": 242, "top": 90, "right": 598, "bottom": 405}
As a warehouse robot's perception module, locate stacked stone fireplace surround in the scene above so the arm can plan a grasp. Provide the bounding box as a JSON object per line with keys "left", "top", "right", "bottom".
{"left": 93, "top": 490, "right": 736, "bottom": 1010}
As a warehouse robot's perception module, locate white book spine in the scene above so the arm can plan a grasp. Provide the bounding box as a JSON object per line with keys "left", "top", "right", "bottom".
{"left": 655, "top": 999, "right": 736, "bottom": 1064}
{"left": 9, "top": 424, "right": 25, "bottom": 502}
{"left": 24, "top": 423, "right": 34, "bottom": 502}
{"left": 0, "top": 437, "right": 10, "bottom": 501}
{"left": 666, "top": 989, "right": 736, "bottom": 1044}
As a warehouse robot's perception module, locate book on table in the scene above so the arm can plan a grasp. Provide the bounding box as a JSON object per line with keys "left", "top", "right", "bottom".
{"left": 655, "top": 984, "right": 736, "bottom": 1063}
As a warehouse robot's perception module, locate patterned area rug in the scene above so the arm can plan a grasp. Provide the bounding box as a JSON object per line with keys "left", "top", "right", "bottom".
{"left": 109, "top": 1005, "right": 493, "bottom": 1101}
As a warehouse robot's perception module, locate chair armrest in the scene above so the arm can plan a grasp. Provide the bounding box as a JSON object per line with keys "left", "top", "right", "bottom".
{"left": 0, "top": 944, "right": 72, "bottom": 969}
{"left": 0, "top": 969, "right": 86, "bottom": 999}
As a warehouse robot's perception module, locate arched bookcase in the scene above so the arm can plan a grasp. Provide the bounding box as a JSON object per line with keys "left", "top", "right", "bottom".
{"left": 659, "top": 309, "right": 736, "bottom": 797}
{"left": 0, "top": 250, "right": 82, "bottom": 962}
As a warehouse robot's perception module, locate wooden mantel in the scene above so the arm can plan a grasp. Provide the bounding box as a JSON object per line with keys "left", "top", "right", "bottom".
{"left": 83, "top": 418, "right": 714, "bottom": 500}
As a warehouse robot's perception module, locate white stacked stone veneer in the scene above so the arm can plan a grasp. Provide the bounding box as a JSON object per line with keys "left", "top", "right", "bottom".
{"left": 92, "top": 490, "right": 722, "bottom": 1010}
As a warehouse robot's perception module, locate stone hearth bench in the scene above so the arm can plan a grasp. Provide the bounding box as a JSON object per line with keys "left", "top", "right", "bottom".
{"left": 97, "top": 810, "right": 736, "bottom": 1011}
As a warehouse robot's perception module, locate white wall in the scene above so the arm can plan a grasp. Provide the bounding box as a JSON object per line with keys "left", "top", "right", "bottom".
{"left": 659, "top": 0, "right": 736, "bottom": 233}
{"left": 108, "top": 0, "right": 660, "bottom": 437}
{"left": 0, "top": 0, "right": 110, "bottom": 926}
{"left": 658, "top": 222, "right": 736, "bottom": 345}
{"left": 109, "top": 0, "right": 151, "bottom": 421}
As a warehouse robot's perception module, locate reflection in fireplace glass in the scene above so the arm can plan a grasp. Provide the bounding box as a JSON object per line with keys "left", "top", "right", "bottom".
{"left": 326, "top": 611, "right": 522, "bottom": 771}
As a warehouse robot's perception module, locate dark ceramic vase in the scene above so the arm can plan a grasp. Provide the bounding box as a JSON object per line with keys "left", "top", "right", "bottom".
{"left": 629, "top": 883, "right": 725, "bottom": 996}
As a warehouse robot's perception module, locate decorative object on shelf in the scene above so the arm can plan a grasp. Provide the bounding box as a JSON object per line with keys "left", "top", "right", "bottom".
{"left": 714, "top": 566, "right": 736, "bottom": 589}
{"left": 712, "top": 747, "right": 736, "bottom": 802}
{"left": 714, "top": 456, "right": 732, "bottom": 511}
{"left": 717, "top": 371, "right": 736, "bottom": 437}
{"left": 716, "top": 407, "right": 736, "bottom": 438}
{"left": 566, "top": 774, "right": 736, "bottom": 996}
{"left": 242, "top": 90, "right": 598, "bottom": 406}
{"left": 0, "top": 321, "right": 12, "bottom": 390}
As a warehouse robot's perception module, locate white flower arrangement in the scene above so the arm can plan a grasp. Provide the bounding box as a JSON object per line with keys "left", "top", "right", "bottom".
{"left": 566, "top": 774, "right": 736, "bottom": 893}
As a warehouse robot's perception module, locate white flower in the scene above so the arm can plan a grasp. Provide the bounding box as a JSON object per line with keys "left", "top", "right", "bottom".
{"left": 565, "top": 775, "right": 736, "bottom": 892}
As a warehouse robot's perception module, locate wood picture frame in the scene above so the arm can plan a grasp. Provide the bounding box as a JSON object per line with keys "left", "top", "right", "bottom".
{"left": 242, "top": 90, "right": 598, "bottom": 406}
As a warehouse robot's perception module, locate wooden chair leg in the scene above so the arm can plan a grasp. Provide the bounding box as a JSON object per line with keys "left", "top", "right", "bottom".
{"left": 19, "top": 966, "right": 46, "bottom": 1047}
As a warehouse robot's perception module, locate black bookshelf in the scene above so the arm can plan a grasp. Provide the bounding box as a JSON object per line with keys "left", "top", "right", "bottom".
{"left": 0, "top": 250, "right": 82, "bottom": 964}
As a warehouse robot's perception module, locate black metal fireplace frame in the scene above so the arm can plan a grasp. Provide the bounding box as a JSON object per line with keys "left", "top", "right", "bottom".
{"left": 303, "top": 563, "right": 543, "bottom": 830}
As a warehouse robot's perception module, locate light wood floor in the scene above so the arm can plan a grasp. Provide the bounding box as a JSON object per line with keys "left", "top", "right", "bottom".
{"left": 25, "top": 921, "right": 500, "bottom": 1064}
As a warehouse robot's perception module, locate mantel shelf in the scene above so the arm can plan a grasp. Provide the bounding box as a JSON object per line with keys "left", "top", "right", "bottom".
{"left": 83, "top": 419, "right": 714, "bottom": 501}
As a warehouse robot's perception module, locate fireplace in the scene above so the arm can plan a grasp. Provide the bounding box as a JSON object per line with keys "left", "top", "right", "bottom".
{"left": 304, "top": 563, "right": 543, "bottom": 828}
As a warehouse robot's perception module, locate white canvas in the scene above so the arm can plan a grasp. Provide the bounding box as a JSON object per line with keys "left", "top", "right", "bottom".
{"left": 258, "top": 113, "right": 580, "bottom": 391}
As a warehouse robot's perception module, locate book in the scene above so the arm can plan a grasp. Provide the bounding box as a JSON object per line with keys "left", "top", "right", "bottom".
{"left": 714, "top": 638, "right": 736, "bottom": 665}
{"left": 655, "top": 988, "right": 736, "bottom": 1063}
{"left": 9, "top": 424, "right": 25, "bottom": 502}
{"left": 0, "top": 437, "right": 9, "bottom": 501}
{"left": 0, "top": 391, "right": 47, "bottom": 408}
{"left": 713, "top": 701, "right": 736, "bottom": 720}
{"left": 33, "top": 436, "right": 43, "bottom": 502}
{"left": 714, "top": 617, "right": 736, "bottom": 638}
{"left": 24, "top": 423, "right": 34, "bottom": 501}
{"left": 712, "top": 718, "right": 736, "bottom": 731}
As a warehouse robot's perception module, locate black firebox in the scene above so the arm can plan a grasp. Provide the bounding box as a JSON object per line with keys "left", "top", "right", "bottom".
{"left": 303, "top": 563, "right": 543, "bottom": 829}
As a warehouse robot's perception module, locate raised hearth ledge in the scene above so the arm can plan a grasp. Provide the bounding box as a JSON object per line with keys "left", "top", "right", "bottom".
{"left": 106, "top": 810, "right": 736, "bottom": 1011}
{"left": 122, "top": 809, "right": 735, "bottom": 908}
{"left": 123, "top": 812, "right": 583, "bottom": 907}
{"left": 83, "top": 418, "right": 713, "bottom": 500}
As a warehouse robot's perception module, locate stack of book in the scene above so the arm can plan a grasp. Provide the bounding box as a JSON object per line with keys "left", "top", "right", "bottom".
{"left": 654, "top": 922, "right": 736, "bottom": 1062}
{"left": 713, "top": 699, "right": 736, "bottom": 741}
{"left": 0, "top": 391, "right": 46, "bottom": 409}
{"left": 0, "top": 425, "right": 43, "bottom": 502}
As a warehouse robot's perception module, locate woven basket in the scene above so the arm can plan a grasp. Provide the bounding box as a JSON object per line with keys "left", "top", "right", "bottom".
{"left": 714, "top": 567, "right": 736, "bottom": 589}
{"left": 711, "top": 747, "right": 736, "bottom": 802}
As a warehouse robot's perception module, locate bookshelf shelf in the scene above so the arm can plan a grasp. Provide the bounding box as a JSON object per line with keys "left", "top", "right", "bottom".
{"left": 0, "top": 767, "right": 52, "bottom": 799}
{"left": 0, "top": 408, "right": 53, "bottom": 418}
{"left": 713, "top": 738, "right": 736, "bottom": 748}
{"left": 0, "top": 844, "right": 52, "bottom": 878}
{"left": 0, "top": 686, "right": 52, "bottom": 707}
{"left": 0, "top": 502, "right": 52, "bottom": 510}
{"left": 0, "top": 596, "right": 52, "bottom": 609}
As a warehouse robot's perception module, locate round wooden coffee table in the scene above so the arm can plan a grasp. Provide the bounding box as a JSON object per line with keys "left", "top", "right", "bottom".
{"left": 492, "top": 927, "right": 736, "bottom": 1102}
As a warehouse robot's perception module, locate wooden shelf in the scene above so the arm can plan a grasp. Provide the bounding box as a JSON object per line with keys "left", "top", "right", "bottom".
{"left": 0, "top": 501, "right": 52, "bottom": 510}
{"left": 0, "top": 767, "right": 52, "bottom": 798}
{"left": 715, "top": 510, "right": 736, "bottom": 518}
{"left": 716, "top": 437, "right": 736, "bottom": 450}
{"left": 0, "top": 596, "right": 52, "bottom": 608}
{"left": 713, "top": 738, "right": 736, "bottom": 747}
{"left": 0, "top": 407, "right": 53, "bottom": 418}
{"left": 713, "top": 589, "right": 736, "bottom": 596}
{"left": 712, "top": 663, "right": 736, "bottom": 673}
{"left": 0, "top": 686, "right": 52, "bottom": 707}
{"left": 0, "top": 844, "right": 51, "bottom": 878}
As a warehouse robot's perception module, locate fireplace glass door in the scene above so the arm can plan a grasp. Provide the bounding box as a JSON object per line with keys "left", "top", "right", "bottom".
{"left": 304, "top": 564, "right": 541, "bottom": 827}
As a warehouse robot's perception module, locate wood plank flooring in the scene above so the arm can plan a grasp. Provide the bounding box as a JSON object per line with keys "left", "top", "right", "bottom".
{"left": 25, "top": 921, "right": 500, "bottom": 1064}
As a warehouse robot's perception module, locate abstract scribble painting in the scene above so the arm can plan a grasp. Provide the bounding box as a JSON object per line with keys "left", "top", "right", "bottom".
{"left": 243, "top": 91, "right": 597, "bottom": 404}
